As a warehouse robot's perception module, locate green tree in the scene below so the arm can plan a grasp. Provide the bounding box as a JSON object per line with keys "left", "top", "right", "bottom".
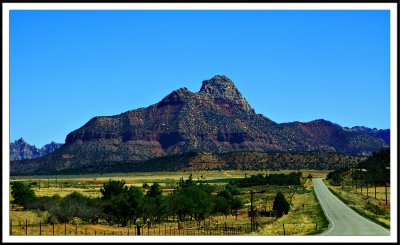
{"left": 11, "top": 181, "right": 36, "bottom": 210}
{"left": 273, "top": 192, "right": 290, "bottom": 217}
{"left": 167, "top": 174, "right": 214, "bottom": 228}
{"left": 100, "top": 179, "right": 144, "bottom": 226}
{"left": 357, "top": 148, "right": 390, "bottom": 185}
{"left": 231, "top": 197, "right": 244, "bottom": 220}
{"left": 143, "top": 183, "right": 167, "bottom": 226}
{"left": 212, "top": 196, "right": 230, "bottom": 218}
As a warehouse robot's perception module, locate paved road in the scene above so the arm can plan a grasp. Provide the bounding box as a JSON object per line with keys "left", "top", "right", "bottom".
{"left": 312, "top": 178, "right": 390, "bottom": 236}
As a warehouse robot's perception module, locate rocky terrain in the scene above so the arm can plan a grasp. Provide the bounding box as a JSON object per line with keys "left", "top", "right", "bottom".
{"left": 10, "top": 75, "right": 389, "bottom": 175}
{"left": 10, "top": 138, "right": 62, "bottom": 160}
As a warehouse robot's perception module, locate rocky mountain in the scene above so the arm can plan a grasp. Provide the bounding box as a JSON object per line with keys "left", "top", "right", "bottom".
{"left": 10, "top": 138, "right": 63, "bottom": 160}
{"left": 281, "top": 120, "right": 389, "bottom": 156}
{"left": 343, "top": 126, "right": 390, "bottom": 145}
{"left": 10, "top": 75, "right": 389, "bottom": 175}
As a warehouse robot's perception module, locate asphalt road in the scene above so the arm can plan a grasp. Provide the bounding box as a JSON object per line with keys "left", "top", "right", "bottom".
{"left": 312, "top": 178, "right": 390, "bottom": 236}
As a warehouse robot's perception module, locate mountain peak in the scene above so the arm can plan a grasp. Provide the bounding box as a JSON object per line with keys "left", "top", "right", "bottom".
{"left": 199, "top": 75, "right": 235, "bottom": 95}
{"left": 198, "top": 75, "right": 252, "bottom": 111}
{"left": 158, "top": 87, "right": 193, "bottom": 107}
{"left": 16, "top": 138, "right": 26, "bottom": 143}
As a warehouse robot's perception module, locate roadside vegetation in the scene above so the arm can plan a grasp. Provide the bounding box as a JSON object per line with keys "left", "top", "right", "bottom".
{"left": 325, "top": 148, "right": 390, "bottom": 229}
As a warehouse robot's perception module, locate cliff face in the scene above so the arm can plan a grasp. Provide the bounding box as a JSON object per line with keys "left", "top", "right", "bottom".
{"left": 10, "top": 75, "right": 389, "bottom": 175}
{"left": 10, "top": 138, "right": 62, "bottom": 160}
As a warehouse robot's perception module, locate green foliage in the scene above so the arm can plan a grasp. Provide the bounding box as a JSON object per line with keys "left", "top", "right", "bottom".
{"left": 212, "top": 196, "right": 230, "bottom": 216}
{"left": 214, "top": 184, "right": 244, "bottom": 218}
{"left": 273, "top": 192, "right": 290, "bottom": 217}
{"left": 356, "top": 148, "right": 390, "bottom": 185}
{"left": 100, "top": 179, "right": 127, "bottom": 200}
{"left": 48, "top": 191, "right": 102, "bottom": 224}
{"left": 167, "top": 174, "right": 214, "bottom": 223}
{"left": 235, "top": 172, "right": 302, "bottom": 187}
{"left": 100, "top": 179, "right": 144, "bottom": 226}
{"left": 326, "top": 168, "right": 346, "bottom": 185}
{"left": 11, "top": 181, "right": 36, "bottom": 210}
{"left": 231, "top": 196, "right": 244, "bottom": 216}
{"left": 143, "top": 183, "right": 167, "bottom": 225}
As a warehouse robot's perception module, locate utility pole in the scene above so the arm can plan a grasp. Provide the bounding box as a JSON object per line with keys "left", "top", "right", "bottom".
{"left": 250, "top": 190, "right": 254, "bottom": 232}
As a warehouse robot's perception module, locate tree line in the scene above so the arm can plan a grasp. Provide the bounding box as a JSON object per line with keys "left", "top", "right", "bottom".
{"left": 234, "top": 172, "right": 302, "bottom": 187}
{"left": 327, "top": 148, "right": 390, "bottom": 186}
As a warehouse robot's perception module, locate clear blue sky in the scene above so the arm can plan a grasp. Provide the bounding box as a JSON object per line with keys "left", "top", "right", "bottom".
{"left": 10, "top": 10, "right": 390, "bottom": 148}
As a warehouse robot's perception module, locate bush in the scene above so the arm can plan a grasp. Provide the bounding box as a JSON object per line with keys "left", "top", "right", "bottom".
{"left": 273, "top": 192, "right": 290, "bottom": 217}
{"left": 10, "top": 181, "right": 36, "bottom": 210}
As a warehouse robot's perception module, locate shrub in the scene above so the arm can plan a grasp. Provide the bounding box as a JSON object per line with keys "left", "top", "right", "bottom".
{"left": 10, "top": 181, "right": 36, "bottom": 210}
{"left": 273, "top": 192, "right": 290, "bottom": 217}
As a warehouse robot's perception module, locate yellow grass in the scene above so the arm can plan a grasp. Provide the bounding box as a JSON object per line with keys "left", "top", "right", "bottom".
{"left": 258, "top": 179, "right": 326, "bottom": 235}
{"left": 326, "top": 182, "right": 390, "bottom": 228}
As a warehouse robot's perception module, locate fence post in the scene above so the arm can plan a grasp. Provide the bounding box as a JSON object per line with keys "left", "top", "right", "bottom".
{"left": 10, "top": 219, "right": 12, "bottom": 235}
{"left": 385, "top": 181, "right": 388, "bottom": 205}
{"left": 95, "top": 230, "right": 96, "bottom": 236}
{"left": 137, "top": 226, "right": 141, "bottom": 236}
{"left": 26, "top": 219, "right": 28, "bottom": 235}
{"left": 75, "top": 226, "right": 78, "bottom": 235}
{"left": 165, "top": 224, "right": 167, "bottom": 235}
{"left": 64, "top": 223, "right": 67, "bottom": 235}
{"left": 85, "top": 227, "right": 87, "bottom": 235}
{"left": 39, "top": 221, "right": 42, "bottom": 235}
{"left": 282, "top": 224, "right": 285, "bottom": 235}
{"left": 53, "top": 223, "right": 55, "bottom": 235}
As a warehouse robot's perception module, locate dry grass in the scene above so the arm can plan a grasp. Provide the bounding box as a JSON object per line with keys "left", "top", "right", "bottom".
{"left": 326, "top": 182, "right": 390, "bottom": 228}
{"left": 258, "top": 178, "right": 328, "bottom": 235}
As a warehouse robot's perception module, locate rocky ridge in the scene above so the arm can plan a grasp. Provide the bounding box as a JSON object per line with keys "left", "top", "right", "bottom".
{"left": 10, "top": 138, "right": 63, "bottom": 160}
{"left": 10, "top": 75, "right": 389, "bottom": 175}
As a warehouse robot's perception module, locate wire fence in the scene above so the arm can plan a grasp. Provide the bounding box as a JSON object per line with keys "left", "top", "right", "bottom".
{"left": 9, "top": 219, "right": 254, "bottom": 236}
{"left": 10, "top": 219, "right": 321, "bottom": 236}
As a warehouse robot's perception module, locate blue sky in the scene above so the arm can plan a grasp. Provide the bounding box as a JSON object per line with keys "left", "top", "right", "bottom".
{"left": 10, "top": 10, "right": 390, "bottom": 148}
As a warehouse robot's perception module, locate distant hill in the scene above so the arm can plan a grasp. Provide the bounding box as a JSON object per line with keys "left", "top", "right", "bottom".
{"left": 10, "top": 138, "right": 62, "bottom": 160}
{"left": 10, "top": 75, "right": 389, "bottom": 175}
{"left": 10, "top": 151, "right": 365, "bottom": 175}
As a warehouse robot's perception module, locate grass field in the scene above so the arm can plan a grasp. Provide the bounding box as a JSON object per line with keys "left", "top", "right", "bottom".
{"left": 10, "top": 169, "right": 329, "bottom": 198}
{"left": 259, "top": 178, "right": 328, "bottom": 235}
{"left": 10, "top": 169, "right": 330, "bottom": 236}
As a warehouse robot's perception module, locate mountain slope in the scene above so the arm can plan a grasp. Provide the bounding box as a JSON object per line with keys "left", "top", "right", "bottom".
{"left": 10, "top": 75, "right": 389, "bottom": 175}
